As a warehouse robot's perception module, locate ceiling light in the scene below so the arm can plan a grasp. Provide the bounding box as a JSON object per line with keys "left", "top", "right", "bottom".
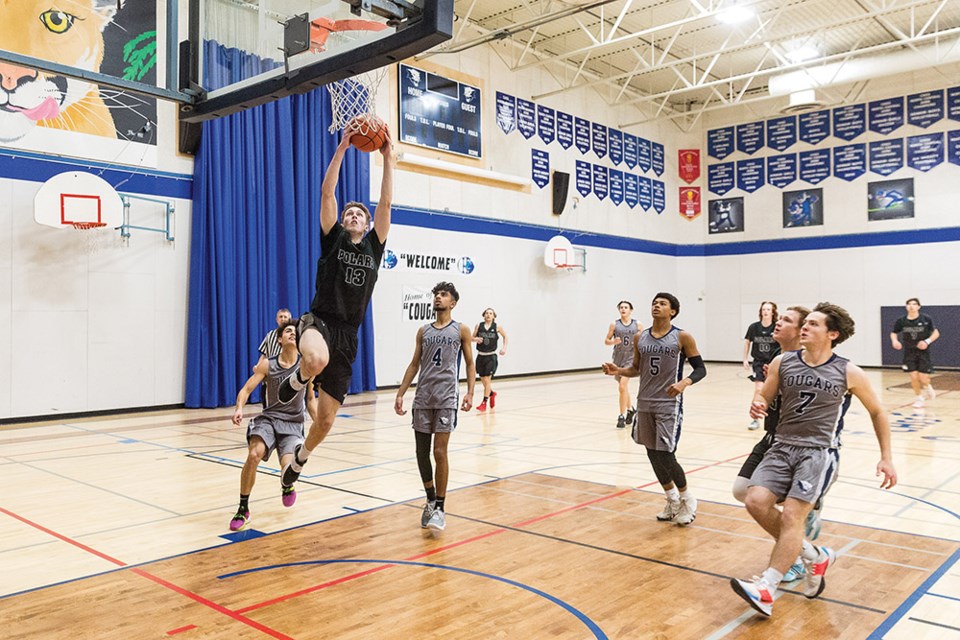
{"left": 785, "top": 43, "right": 821, "bottom": 63}
{"left": 716, "top": 3, "right": 754, "bottom": 25}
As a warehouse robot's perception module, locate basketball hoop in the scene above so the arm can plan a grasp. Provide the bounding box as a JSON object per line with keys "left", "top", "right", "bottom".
{"left": 327, "top": 67, "right": 389, "bottom": 134}
{"left": 71, "top": 221, "right": 116, "bottom": 253}
{"left": 70, "top": 221, "right": 107, "bottom": 230}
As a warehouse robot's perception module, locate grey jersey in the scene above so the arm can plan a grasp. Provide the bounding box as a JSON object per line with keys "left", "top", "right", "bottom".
{"left": 413, "top": 321, "right": 463, "bottom": 410}
{"left": 775, "top": 350, "right": 849, "bottom": 448}
{"left": 263, "top": 355, "right": 307, "bottom": 422}
{"left": 612, "top": 319, "right": 638, "bottom": 364}
{"left": 635, "top": 327, "right": 686, "bottom": 409}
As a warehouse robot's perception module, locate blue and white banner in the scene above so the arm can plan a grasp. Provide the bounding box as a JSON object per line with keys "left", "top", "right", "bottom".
{"left": 638, "top": 175, "right": 652, "bottom": 210}
{"left": 799, "top": 149, "right": 831, "bottom": 184}
{"left": 737, "top": 122, "right": 764, "bottom": 155}
{"left": 833, "top": 143, "right": 867, "bottom": 181}
{"left": 592, "top": 122, "right": 608, "bottom": 159}
{"left": 575, "top": 160, "right": 592, "bottom": 197}
{"left": 907, "top": 132, "right": 944, "bottom": 171}
{"left": 495, "top": 92, "right": 516, "bottom": 134}
{"left": 531, "top": 149, "right": 550, "bottom": 188}
{"left": 574, "top": 117, "right": 591, "bottom": 154}
{"left": 537, "top": 105, "right": 555, "bottom": 145}
{"left": 708, "top": 127, "right": 735, "bottom": 159}
{"left": 593, "top": 164, "right": 609, "bottom": 200}
{"left": 833, "top": 104, "right": 866, "bottom": 141}
{"left": 708, "top": 162, "right": 735, "bottom": 195}
{"left": 947, "top": 130, "right": 960, "bottom": 165}
{"left": 948, "top": 87, "right": 960, "bottom": 122}
{"left": 624, "top": 172, "right": 639, "bottom": 208}
{"left": 767, "top": 154, "right": 797, "bottom": 188}
{"left": 516, "top": 99, "right": 536, "bottom": 139}
{"left": 652, "top": 142, "right": 665, "bottom": 176}
{"left": 869, "top": 139, "right": 904, "bottom": 176}
{"left": 907, "top": 90, "right": 944, "bottom": 128}
{"left": 556, "top": 111, "right": 574, "bottom": 149}
{"left": 623, "top": 133, "right": 638, "bottom": 168}
{"left": 736, "top": 158, "right": 764, "bottom": 193}
{"left": 869, "top": 97, "right": 904, "bottom": 135}
{"left": 766, "top": 116, "right": 797, "bottom": 152}
{"left": 799, "top": 110, "right": 830, "bottom": 145}
{"left": 637, "top": 137, "right": 652, "bottom": 172}
{"left": 652, "top": 180, "right": 666, "bottom": 214}
{"left": 609, "top": 129, "right": 624, "bottom": 166}
{"left": 609, "top": 169, "right": 624, "bottom": 205}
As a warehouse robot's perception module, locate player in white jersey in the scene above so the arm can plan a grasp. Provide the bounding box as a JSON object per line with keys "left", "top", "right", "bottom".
{"left": 603, "top": 293, "right": 707, "bottom": 526}
{"left": 731, "top": 302, "right": 897, "bottom": 618}
{"left": 395, "top": 282, "right": 476, "bottom": 532}
{"left": 604, "top": 300, "right": 641, "bottom": 429}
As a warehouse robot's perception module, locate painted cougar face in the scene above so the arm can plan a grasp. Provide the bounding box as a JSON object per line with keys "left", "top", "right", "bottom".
{"left": 0, "top": 0, "right": 119, "bottom": 142}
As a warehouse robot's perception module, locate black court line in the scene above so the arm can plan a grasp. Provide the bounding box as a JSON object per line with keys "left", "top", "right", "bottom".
{"left": 449, "top": 510, "right": 887, "bottom": 615}
{"left": 907, "top": 617, "right": 960, "bottom": 632}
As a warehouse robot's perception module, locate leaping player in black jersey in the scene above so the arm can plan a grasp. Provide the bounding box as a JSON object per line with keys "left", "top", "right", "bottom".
{"left": 278, "top": 122, "right": 395, "bottom": 488}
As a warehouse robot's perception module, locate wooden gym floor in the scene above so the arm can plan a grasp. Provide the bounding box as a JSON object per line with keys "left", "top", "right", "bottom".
{"left": 1, "top": 364, "right": 958, "bottom": 639}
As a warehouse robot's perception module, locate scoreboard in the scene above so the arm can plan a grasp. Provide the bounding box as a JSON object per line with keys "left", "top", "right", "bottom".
{"left": 398, "top": 64, "right": 482, "bottom": 158}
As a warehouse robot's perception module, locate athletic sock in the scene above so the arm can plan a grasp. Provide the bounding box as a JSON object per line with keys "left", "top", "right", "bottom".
{"left": 665, "top": 487, "right": 680, "bottom": 502}
{"left": 800, "top": 539, "right": 818, "bottom": 561}
{"left": 425, "top": 487, "right": 437, "bottom": 503}
{"left": 298, "top": 445, "right": 314, "bottom": 463}
{"left": 436, "top": 497, "right": 445, "bottom": 512}
{"left": 761, "top": 567, "right": 783, "bottom": 587}
{"left": 239, "top": 494, "right": 250, "bottom": 512}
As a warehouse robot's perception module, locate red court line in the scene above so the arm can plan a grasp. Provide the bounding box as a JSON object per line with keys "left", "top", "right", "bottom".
{"left": 0, "top": 505, "right": 126, "bottom": 567}
{"left": 237, "top": 452, "right": 751, "bottom": 613}
{"left": 167, "top": 624, "right": 197, "bottom": 635}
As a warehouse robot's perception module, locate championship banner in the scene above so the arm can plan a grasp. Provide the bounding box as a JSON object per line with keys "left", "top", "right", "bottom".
{"left": 516, "top": 99, "right": 536, "bottom": 139}
{"left": 799, "top": 110, "right": 830, "bottom": 145}
{"left": 537, "top": 105, "right": 556, "bottom": 145}
{"left": 798, "top": 149, "right": 830, "bottom": 184}
{"left": 591, "top": 122, "right": 608, "bottom": 159}
{"left": 652, "top": 142, "right": 665, "bottom": 176}
{"left": 575, "top": 160, "right": 592, "bottom": 197}
{"left": 556, "top": 111, "right": 574, "bottom": 149}
{"left": 869, "top": 139, "right": 904, "bottom": 176}
{"left": 623, "top": 133, "right": 638, "bottom": 168}
{"left": 401, "top": 286, "right": 437, "bottom": 323}
{"left": 638, "top": 175, "right": 652, "bottom": 210}
{"left": 907, "top": 133, "right": 944, "bottom": 172}
{"left": 495, "top": 92, "right": 516, "bottom": 134}
{"left": 593, "top": 164, "right": 609, "bottom": 200}
{"left": 707, "top": 127, "right": 734, "bottom": 159}
{"left": 678, "top": 149, "right": 700, "bottom": 184}
{"left": 869, "top": 97, "right": 904, "bottom": 135}
{"left": 609, "top": 129, "right": 624, "bottom": 166}
{"left": 678, "top": 186, "right": 701, "bottom": 220}
{"left": 736, "top": 122, "right": 764, "bottom": 155}
{"left": 832, "top": 144, "right": 867, "bottom": 181}
{"left": 948, "top": 130, "right": 960, "bottom": 166}
{"left": 948, "top": 86, "right": 960, "bottom": 122}
{"left": 736, "top": 158, "right": 764, "bottom": 192}
{"left": 609, "top": 169, "right": 624, "bottom": 205}
{"left": 531, "top": 149, "right": 550, "bottom": 188}
{"left": 833, "top": 104, "right": 866, "bottom": 141}
{"left": 574, "top": 117, "right": 591, "bottom": 154}
{"left": 624, "top": 173, "right": 639, "bottom": 209}
{"left": 907, "top": 90, "right": 944, "bottom": 128}
{"left": 708, "top": 162, "right": 735, "bottom": 195}
{"left": 766, "top": 116, "right": 797, "bottom": 152}
{"left": 652, "top": 179, "right": 666, "bottom": 214}
{"left": 767, "top": 154, "right": 797, "bottom": 188}
{"left": 637, "top": 137, "right": 652, "bottom": 172}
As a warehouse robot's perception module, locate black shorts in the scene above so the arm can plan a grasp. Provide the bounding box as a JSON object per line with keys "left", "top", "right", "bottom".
{"left": 297, "top": 313, "right": 358, "bottom": 405}
{"left": 477, "top": 353, "right": 498, "bottom": 378}
{"left": 737, "top": 431, "right": 775, "bottom": 479}
{"left": 902, "top": 349, "right": 933, "bottom": 374}
{"left": 751, "top": 360, "right": 771, "bottom": 382}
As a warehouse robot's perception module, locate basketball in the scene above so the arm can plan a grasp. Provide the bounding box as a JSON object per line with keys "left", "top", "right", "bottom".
{"left": 348, "top": 116, "right": 387, "bottom": 153}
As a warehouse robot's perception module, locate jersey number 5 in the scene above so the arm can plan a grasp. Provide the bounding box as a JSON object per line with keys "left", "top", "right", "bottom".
{"left": 649, "top": 356, "right": 660, "bottom": 376}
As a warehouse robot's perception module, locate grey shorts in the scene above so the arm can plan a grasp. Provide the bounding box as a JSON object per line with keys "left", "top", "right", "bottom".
{"left": 749, "top": 442, "right": 840, "bottom": 504}
{"left": 613, "top": 350, "right": 633, "bottom": 382}
{"left": 247, "top": 415, "right": 305, "bottom": 463}
{"left": 632, "top": 405, "right": 683, "bottom": 452}
{"left": 412, "top": 408, "right": 458, "bottom": 434}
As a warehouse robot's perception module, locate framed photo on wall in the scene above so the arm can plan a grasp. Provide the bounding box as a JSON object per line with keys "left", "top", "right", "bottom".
{"left": 782, "top": 188, "right": 823, "bottom": 228}
{"left": 708, "top": 197, "right": 744, "bottom": 234}
{"left": 867, "top": 178, "right": 915, "bottom": 221}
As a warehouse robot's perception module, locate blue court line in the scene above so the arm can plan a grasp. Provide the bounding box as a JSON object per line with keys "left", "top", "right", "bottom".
{"left": 218, "top": 559, "right": 607, "bottom": 639}
{"left": 927, "top": 592, "right": 960, "bottom": 604}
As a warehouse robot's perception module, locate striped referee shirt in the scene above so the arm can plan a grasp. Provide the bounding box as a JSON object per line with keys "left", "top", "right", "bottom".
{"left": 258, "top": 329, "right": 282, "bottom": 359}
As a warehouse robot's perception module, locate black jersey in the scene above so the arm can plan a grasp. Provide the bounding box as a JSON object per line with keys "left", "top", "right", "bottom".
{"left": 745, "top": 321, "right": 779, "bottom": 363}
{"left": 892, "top": 314, "right": 936, "bottom": 351}
{"left": 311, "top": 222, "right": 386, "bottom": 329}
{"left": 476, "top": 322, "right": 499, "bottom": 354}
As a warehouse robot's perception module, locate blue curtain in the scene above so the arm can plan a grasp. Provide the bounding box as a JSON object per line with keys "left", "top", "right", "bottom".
{"left": 185, "top": 43, "right": 377, "bottom": 408}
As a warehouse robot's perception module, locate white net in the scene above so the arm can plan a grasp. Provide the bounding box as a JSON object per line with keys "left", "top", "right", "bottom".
{"left": 71, "top": 223, "right": 119, "bottom": 253}
{"left": 326, "top": 67, "right": 389, "bottom": 134}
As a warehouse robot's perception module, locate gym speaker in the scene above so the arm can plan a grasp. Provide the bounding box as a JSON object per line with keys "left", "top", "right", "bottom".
{"left": 552, "top": 171, "right": 570, "bottom": 215}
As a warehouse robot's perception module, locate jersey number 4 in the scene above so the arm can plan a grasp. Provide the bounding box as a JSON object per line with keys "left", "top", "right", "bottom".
{"left": 431, "top": 347, "right": 443, "bottom": 367}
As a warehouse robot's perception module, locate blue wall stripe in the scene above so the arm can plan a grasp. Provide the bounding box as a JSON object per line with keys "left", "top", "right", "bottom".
{"left": 392, "top": 204, "right": 960, "bottom": 257}
{"left": 0, "top": 148, "right": 192, "bottom": 200}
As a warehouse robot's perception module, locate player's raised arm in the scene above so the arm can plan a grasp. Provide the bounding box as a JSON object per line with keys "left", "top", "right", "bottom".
{"left": 372, "top": 126, "right": 394, "bottom": 243}
{"left": 320, "top": 127, "right": 356, "bottom": 234}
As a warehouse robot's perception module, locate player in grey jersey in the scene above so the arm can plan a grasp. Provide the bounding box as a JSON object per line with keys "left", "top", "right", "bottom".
{"left": 731, "top": 302, "right": 897, "bottom": 618}
{"left": 604, "top": 301, "right": 641, "bottom": 429}
{"left": 395, "top": 282, "right": 476, "bottom": 532}
{"left": 229, "top": 321, "right": 317, "bottom": 531}
{"left": 603, "top": 293, "right": 707, "bottom": 526}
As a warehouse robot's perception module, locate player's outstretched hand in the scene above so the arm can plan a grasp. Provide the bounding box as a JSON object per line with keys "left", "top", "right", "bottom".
{"left": 877, "top": 459, "right": 897, "bottom": 489}
{"left": 232, "top": 408, "right": 243, "bottom": 426}
{"left": 601, "top": 362, "right": 618, "bottom": 376}
{"left": 394, "top": 395, "right": 406, "bottom": 416}
{"left": 499, "top": 348, "right": 506, "bottom": 356}
{"left": 379, "top": 123, "right": 394, "bottom": 157}
{"left": 749, "top": 400, "right": 768, "bottom": 420}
